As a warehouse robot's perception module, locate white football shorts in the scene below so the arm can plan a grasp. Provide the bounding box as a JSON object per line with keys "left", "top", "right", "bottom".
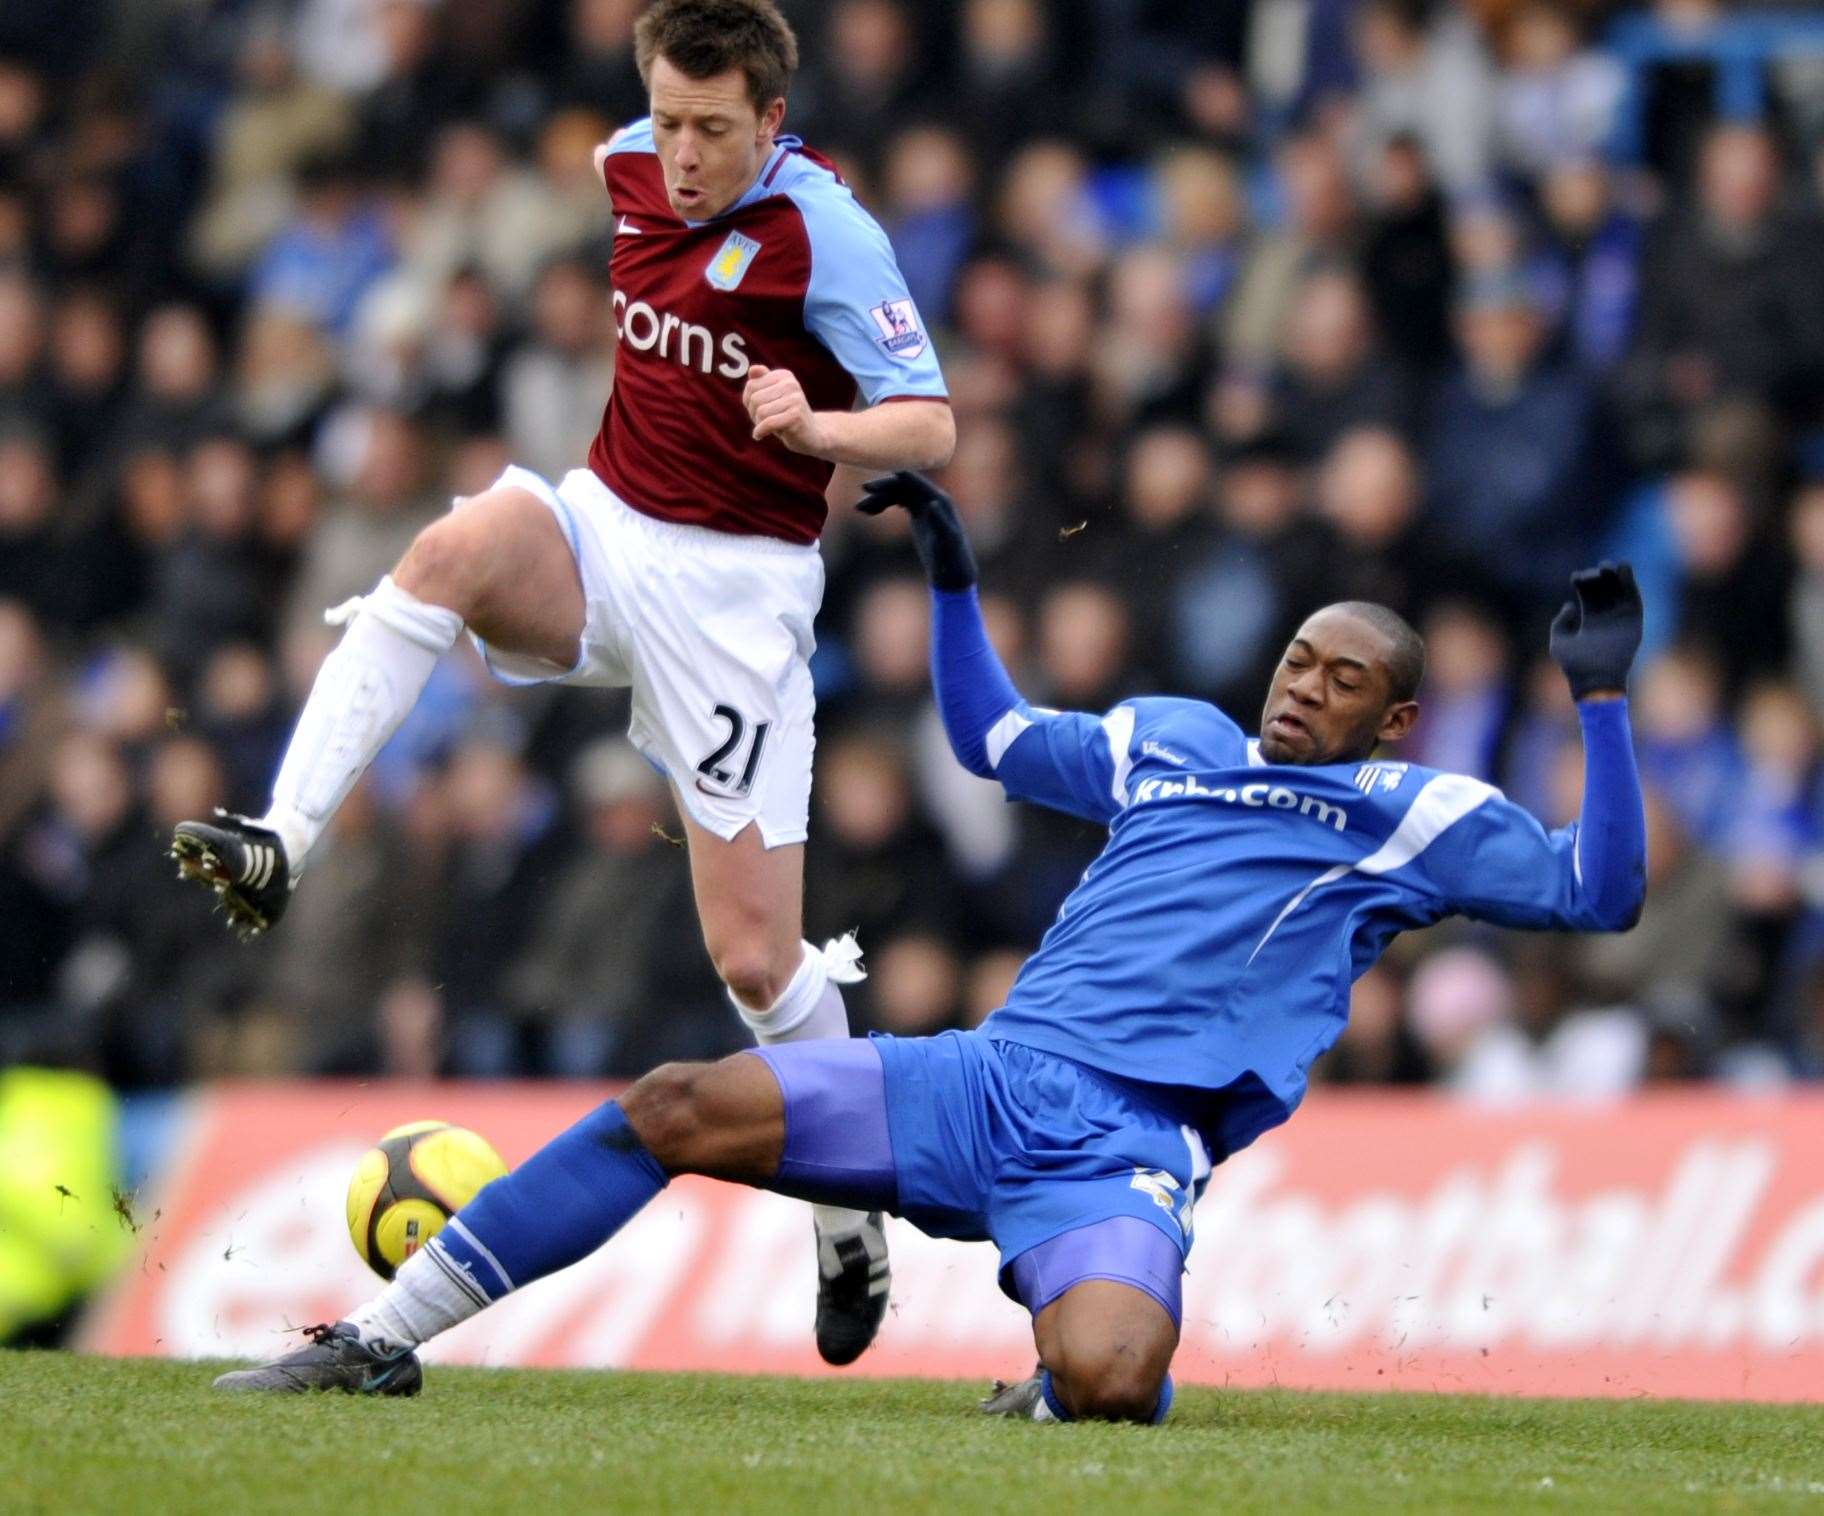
{"left": 469, "top": 464, "right": 824, "bottom": 849}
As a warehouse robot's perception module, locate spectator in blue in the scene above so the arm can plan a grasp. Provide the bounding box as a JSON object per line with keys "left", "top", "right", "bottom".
{"left": 1533, "top": 160, "right": 1641, "bottom": 373}
{"left": 1725, "top": 682, "right": 1818, "bottom": 901}
{"left": 1153, "top": 144, "right": 1247, "bottom": 318}
{"left": 248, "top": 148, "right": 393, "bottom": 341}
{"left": 1633, "top": 643, "right": 1746, "bottom": 850}
{"left": 1424, "top": 266, "right": 1613, "bottom": 614}
{"left": 1404, "top": 600, "right": 1511, "bottom": 783}
{"left": 429, "top": 736, "right": 566, "bottom": 1077}
{"left": 1491, "top": 1, "right": 1623, "bottom": 185}
{"left": 1169, "top": 431, "right": 1334, "bottom": 710}
{"left": 880, "top": 124, "right": 975, "bottom": 330}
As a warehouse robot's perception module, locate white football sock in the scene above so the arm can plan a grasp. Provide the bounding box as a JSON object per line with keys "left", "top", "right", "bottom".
{"left": 261, "top": 575, "right": 461, "bottom": 870}
{"left": 346, "top": 1239, "right": 489, "bottom": 1352}
{"left": 730, "top": 935, "right": 871, "bottom": 1237}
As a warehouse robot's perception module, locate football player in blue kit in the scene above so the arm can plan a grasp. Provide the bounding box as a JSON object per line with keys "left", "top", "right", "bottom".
{"left": 217, "top": 474, "right": 1647, "bottom": 1422}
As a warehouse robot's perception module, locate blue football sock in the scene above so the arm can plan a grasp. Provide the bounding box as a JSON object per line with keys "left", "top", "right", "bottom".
{"left": 1151, "top": 1373, "right": 1174, "bottom": 1424}
{"left": 434, "top": 1100, "right": 667, "bottom": 1299}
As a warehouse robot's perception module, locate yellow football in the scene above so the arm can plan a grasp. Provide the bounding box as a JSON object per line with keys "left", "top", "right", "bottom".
{"left": 345, "top": 1120, "right": 507, "bottom": 1280}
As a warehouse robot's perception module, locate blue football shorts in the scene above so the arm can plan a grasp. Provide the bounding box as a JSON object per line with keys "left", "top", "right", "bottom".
{"left": 749, "top": 1029, "right": 1211, "bottom": 1325}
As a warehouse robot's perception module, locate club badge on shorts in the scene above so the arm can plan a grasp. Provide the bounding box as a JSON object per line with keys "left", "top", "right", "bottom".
{"left": 868, "top": 298, "right": 928, "bottom": 360}
{"left": 706, "top": 231, "right": 762, "bottom": 291}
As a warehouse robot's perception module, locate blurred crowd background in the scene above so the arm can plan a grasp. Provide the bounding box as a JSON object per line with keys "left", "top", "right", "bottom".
{"left": 2, "top": 0, "right": 1824, "bottom": 1101}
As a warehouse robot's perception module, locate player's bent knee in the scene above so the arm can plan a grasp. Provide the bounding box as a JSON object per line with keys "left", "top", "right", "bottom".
{"left": 618, "top": 1054, "right": 785, "bottom": 1182}
{"left": 713, "top": 942, "right": 793, "bottom": 1011}
{"left": 396, "top": 487, "right": 558, "bottom": 621}
{"left": 618, "top": 1062, "right": 714, "bottom": 1171}
{"left": 1041, "top": 1289, "right": 1177, "bottom": 1423}
{"left": 1050, "top": 1351, "right": 1168, "bottom": 1424}
{"left": 395, "top": 513, "right": 490, "bottom": 618}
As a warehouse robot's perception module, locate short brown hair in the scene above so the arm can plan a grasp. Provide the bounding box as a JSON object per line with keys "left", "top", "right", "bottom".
{"left": 634, "top": 0, "right": 799, "bottom": 115}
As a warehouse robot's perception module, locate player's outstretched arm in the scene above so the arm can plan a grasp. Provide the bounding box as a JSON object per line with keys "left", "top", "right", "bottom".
{"left": 1417, "top": 563, "right": 1647, "bottom": 934}
{"left": 856, "top": 471, "right": 1009, "bottom": 777}
{"left": 859, "top": 472, "right": 1138, "bottom": 827}
{"left": 745, "top": 366, "right": 955, "bottom": 470}
{"left": 1547, "top": 561, "right": 1648, "bottom": 929}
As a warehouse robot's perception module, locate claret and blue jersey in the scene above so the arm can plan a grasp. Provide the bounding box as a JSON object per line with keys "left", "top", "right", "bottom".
{"left": 950, "top": 628, "right": 1646, "bottom": 1163}
{"left": 593, "top": 118, "right": 947, "bottom": 543}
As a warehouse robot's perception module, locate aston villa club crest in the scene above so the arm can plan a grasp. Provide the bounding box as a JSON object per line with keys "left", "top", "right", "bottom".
{"left": 705, "top": 231, "right": 762, "bottom": 291}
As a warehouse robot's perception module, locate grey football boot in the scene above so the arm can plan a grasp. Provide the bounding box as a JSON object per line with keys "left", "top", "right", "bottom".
{"left": 212, "top": 1322, "right": 422, "bottom": 1395}
{"left": 979, "top": 1369, "right": 1052, "bottom": 1420}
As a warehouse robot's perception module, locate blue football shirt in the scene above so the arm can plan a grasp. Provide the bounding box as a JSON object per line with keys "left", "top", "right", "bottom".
{"left": 975, "top": 696, "right": 1629, "bottom": 1157}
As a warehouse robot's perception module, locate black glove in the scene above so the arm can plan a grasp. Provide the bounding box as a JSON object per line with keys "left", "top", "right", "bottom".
{"left": 856, "top": 471, "right": 977, "bottom": 592}
{"left": 1550, "top": 560, "right": 1643, "bottom": 700}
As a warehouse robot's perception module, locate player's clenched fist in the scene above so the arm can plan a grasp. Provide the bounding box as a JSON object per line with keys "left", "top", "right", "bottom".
{"left": 1549, "top": 560, "right": 1642, "bottom": 700}
{"left": 743, "top": 364, "right": 825, "bottom": 453}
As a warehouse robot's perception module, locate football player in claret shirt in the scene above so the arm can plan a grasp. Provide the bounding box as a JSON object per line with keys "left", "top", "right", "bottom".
{"left": 215, "top": 476, "right": 1646, "bottom": 1419}
{"left": 171, "top": 0, "right": 952, "bottom": 1366}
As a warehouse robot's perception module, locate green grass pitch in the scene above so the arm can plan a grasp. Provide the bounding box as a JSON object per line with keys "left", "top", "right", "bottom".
{"left": 8, "top": 1350, "right": 1824, "bottom": 1514}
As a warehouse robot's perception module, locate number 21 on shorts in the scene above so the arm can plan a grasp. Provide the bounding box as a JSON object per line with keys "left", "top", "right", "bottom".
{"left": 696, "top": 703, "right": 771, "bottom": 796}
